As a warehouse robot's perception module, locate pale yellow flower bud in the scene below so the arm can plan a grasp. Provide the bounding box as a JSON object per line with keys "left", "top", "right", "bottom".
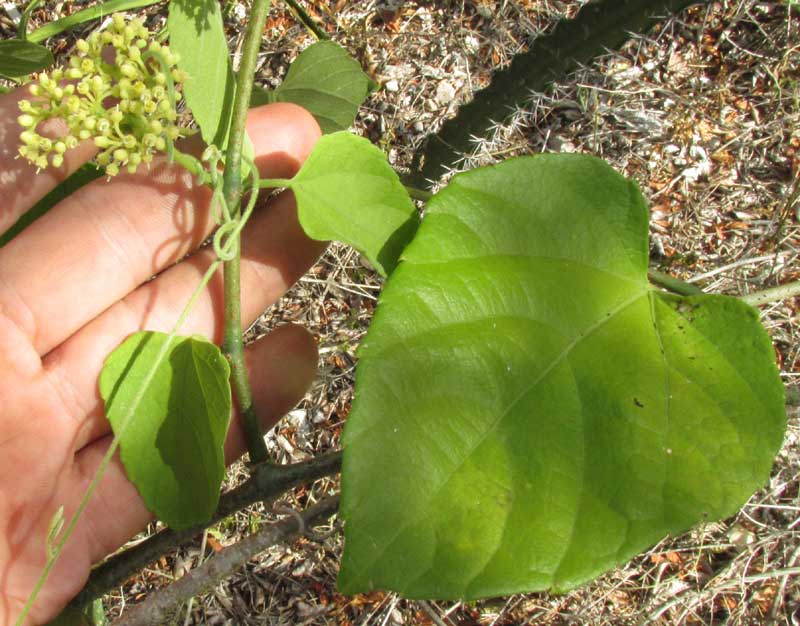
{"left": 16, "top": 12, "right": 186, "bottom": 177}
{"left": 20, "top": 131, "right": 37, "bottom": 145}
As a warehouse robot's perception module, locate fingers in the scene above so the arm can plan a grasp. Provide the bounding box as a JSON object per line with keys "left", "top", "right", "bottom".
{"left": 0, "top": 86, "right": 97, "bottom": 235}
{"left": 43, "top": 189, "right": 326, "bottom": 451}
{"left": 0, "top": 102, "right": 321, "bottom": 356}
{"left": 226, "top": 324, "right": 318, "bottom": 463}
{"left": 66, "top": 323, "right": 318, "bottom": 564}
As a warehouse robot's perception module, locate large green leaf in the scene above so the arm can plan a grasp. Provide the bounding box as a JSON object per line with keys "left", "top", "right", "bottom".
{"left": 339, "top": 154, "right": 785, "bottom": 599}
{"left": 252, "top": 41, "right": 370, "bottom": 134}
{"left": 288, "top": 131, "right": 418, "bottom": 277}
{"left": 168, "top": 0, "right": 235, "bottom": 147}
{"left": 0, "top": 40, "right": 53, "bottom": 77}
{"left": 100, "top": 332, "right": 232, "bottom": 530}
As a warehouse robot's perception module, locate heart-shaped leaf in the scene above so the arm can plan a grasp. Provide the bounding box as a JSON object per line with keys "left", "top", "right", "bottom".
{"left": 289, "top": 131, "right": 418, "bottom": 277}
{"left": 339, "top": 154, "right": 785, "bottom": 599}
{"left": 100, "top": 332, "right": 231, "bottom": 530}
{"left": 251, "top": 41, "right": 371, "bottom": 134}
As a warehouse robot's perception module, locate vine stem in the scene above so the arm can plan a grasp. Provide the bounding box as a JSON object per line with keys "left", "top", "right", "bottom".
{"left": 221, "top": 0, "right": 273, "bottom": 465}
{"left": 647, "top": 269, "right": 702, "bottom": 296}
{"left": 739, "top": 280, "right": 800, "bottom": 306}
{"left": 648, "top": 270, "right": 800, "bottom": 307}
{"left": 404, "top": 185, "right": 433, "bottom": 202}
{"left": 15, "top": 259, "right": 223, "bottom": 626}
{"left": 283, "top": 0, "right": 329, "bottom": 40}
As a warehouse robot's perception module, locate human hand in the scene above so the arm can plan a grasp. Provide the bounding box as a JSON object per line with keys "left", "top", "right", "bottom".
{"left": 0, "top": 87, "right": 324, "bottom": 625}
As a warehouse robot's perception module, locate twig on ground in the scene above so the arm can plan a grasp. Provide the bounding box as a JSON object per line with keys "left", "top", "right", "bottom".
{"left": 111, "top": 496, "right": 340, "bottom": 626}
{"left": 70, "top": 451, "right": 341, "bottom": 608}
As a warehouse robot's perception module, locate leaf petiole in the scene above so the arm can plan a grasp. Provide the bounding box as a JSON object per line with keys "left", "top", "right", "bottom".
{"left": 258, "top": 177, "right": 293, "bottom": 189}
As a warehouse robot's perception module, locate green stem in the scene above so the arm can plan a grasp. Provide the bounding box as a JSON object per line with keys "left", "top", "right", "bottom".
{"left": 18, "top": 0, "right": 42, "bottom": 40}
{"left": 221, "top": 0, "right": 272, "bottom": 465}
{"left": 258, "top": 177, "right": 293, "bottom": 189}
{"left": 647, "top": 269, "right": 703, "bottom": 296}
{"left": 283, "top": 0, "right": 329, "bottom": 40}
{"left": 404, "top": 185, "right": 433, "bottom": 202}
{"left": 15, "top": 260, "right": 222, "bottom": 626}
{"left": 739, "top": 280, "right": 800, "bottom": 306}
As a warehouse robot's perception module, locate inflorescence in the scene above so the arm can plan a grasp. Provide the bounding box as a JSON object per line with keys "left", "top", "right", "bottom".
{"left": 17, "top": 13, "right": 187, "bottom": 176}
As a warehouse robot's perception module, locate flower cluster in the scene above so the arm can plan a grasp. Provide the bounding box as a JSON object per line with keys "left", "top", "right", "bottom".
{"left": 17, "top": 13, "right": 187, "bottom": 176}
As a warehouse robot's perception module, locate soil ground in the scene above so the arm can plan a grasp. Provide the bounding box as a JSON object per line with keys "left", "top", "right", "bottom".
{"left": 2, "top": 1, "right": 799, "bottom": 624}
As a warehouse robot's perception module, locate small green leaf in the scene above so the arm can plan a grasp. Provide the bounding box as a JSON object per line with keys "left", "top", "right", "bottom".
{"left": 250, "top": 84, "right": 270, "bottom": 107}
{"left": 288, "top": 131, "right": 418, "bottom": 277}
{"left": 0, "top": 40, "right": 53, "bottom": 77}
{"left": 168, "top": 0, "right": 235, "bottom": 147}
{"left": 88, "top": 599, "right": 106, "bottom": 626}
{"left": 1, "top": 164, "right": 102, "bottom": 247}
{"left": 339, "top": 154, "right": 785, "bottom": 599}
{"left": 45, "top": 600, "right": 105, "bottom": 626}
{"left": 45, "top": 607, "right": 92, "bottom": 626}
{"left": 253, "top": 41, "right": 370, "bottom": 134}
{"left": 100, "top": 332, "right": 232, "bottom": 530}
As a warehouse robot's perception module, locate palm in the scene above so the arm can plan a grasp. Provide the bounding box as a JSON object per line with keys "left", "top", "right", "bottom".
{"left": 0, "top": 88, "right": 323, "bottom": 625}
